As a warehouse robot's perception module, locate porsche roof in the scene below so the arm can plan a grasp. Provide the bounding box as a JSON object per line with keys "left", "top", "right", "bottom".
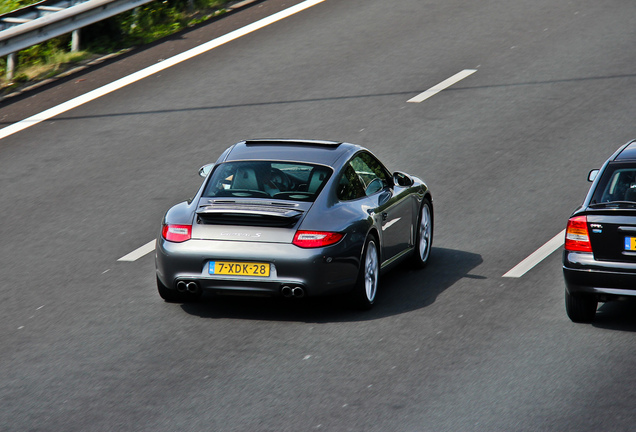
{"left": 222, "top": 139, "right": 363, "bottom": 167}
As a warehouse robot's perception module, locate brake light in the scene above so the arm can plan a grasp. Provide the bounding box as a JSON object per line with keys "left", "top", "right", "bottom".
{"left": 293, "top": 231, "right": 343, "bottom": 248}
{"left": 565, "top": 216, "right": 592, "bottom": 252}
{"left": 162, "top": 224, "right": 192, "bottom": 242}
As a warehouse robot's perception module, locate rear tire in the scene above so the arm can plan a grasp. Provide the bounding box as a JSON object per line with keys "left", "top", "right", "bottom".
{"left": 565, "top": 289, "right": 597, "bottom": 323}
{"left": 349, "top": 236, "right": 380, "bottom": 310}
{"left": 412, "top": 198, "right": 433, "bottom": 268}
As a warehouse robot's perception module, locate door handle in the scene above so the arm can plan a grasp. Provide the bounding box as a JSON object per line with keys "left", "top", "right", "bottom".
{"left": 382, "top": 212, "right": 388, "bottom": 221}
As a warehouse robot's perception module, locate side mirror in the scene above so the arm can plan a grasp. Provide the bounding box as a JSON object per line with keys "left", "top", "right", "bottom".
{"left": 199, "top": 163, "right": 214, "bottom": 178}
{"left": 393, "top": 171, "right": 414, "bottom": 187}
{"left": 588, "top": 169, "right": 599, "bottom": 182}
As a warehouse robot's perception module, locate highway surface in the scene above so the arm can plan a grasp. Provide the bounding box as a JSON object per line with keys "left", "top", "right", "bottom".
{"left": 1, "top": 0, "right": 636, "bottom": 430}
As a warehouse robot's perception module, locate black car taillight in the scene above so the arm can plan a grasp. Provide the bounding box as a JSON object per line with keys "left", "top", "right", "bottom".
{"left": 565, "top": 216, "right": 592, "bottom": 252}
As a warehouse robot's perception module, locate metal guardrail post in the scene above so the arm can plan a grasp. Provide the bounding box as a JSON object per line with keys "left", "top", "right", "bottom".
{"left": 6, "top": 52, "right": 15, "bottom": 80}
{"left": 71, "top": 29, "right": 79, "bottom": 51}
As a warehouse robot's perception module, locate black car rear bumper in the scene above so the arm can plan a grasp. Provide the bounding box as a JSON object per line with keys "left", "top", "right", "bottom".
{"left": 563, "top": 250, "right": 636, "bottom": 300}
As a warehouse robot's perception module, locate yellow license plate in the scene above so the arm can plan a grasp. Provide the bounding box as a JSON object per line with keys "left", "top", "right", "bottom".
{"left": 625, "top": 237, "right": 636, "bottom": 251}
{"left": 208, "top": 261, "right": 270, "bottom": 277}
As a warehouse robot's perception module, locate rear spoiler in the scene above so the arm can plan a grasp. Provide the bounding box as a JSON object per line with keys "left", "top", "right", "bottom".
{"left": 196, "top": 201, "right": 304, "bottom": 227}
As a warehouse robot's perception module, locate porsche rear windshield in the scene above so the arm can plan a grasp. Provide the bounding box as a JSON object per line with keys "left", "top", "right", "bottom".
{"left": 202, "top": 161, "right": 332, "bottom": 202}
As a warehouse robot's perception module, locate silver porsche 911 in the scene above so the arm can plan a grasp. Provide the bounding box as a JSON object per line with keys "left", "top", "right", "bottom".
{"left": 155, "top": 139, "right": 433, "bottom": 309}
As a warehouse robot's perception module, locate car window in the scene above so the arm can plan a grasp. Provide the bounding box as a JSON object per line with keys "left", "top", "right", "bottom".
{"left": 350, "top": 152, "right": 390, "bottom": 196}
{"left": 595, "top": 167, "right": 636, "bottom": 202}
{"left": 337, "top": 164, "right": 366, "bottom": 201}
{"left": 202, "top": 161, "right": 332, "bottom": 202}
{"left": 337, "top": 152, "right": 391, "bottom": 201}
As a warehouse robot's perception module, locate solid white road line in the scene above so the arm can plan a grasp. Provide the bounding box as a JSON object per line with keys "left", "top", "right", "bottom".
{"left": 502, "top": 230, "right": 565, "bottom": 278}
{"left": 0, "top": 0, "right": 326, "bottom": 141}
{"left": 118, "top": 240, "right": 156, "bottom": 262}
{"left": 407, "top": 69, "right": 477, "bottom": 103}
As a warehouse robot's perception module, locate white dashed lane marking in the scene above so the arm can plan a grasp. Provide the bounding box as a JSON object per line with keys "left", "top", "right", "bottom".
{"left": 407, "top": 69, "right": 477, "bottom": 103}
{"left": 118, "top": 240, "right": 156, "bottom": 262}
{"left": 503, "top": 230, "right": 565, "bottom": 278}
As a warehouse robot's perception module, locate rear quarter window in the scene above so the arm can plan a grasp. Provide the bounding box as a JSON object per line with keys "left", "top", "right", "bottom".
{"left": 337, "top": 164, "right": 366, "bottom": 201}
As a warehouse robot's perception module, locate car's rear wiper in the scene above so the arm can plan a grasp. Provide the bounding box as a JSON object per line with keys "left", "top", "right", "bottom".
{"left": 589, "top": 201, "right": 636, "bottom": 208}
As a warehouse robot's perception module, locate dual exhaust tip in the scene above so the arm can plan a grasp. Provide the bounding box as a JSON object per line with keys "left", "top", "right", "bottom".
{"left": 176, "top": 281, "right": 304, "bottom": 298}
{"left": 281, "top": 285, "right": 305, "bottom": 298}
{"left": 176, "top": 280, "right": 200, "bottom": 294}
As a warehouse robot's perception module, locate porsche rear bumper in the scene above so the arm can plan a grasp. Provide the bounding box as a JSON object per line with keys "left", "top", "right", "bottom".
{"left": 156, "top": 237, "right": 361, "bottom": 297}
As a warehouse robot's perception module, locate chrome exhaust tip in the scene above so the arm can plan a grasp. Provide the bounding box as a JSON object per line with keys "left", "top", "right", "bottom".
{"left": 281, "top": 286, "right": 293, "bottom": 298}
{"left": 292, "top": 287, "right": 305, "bottom": 298}
{"left": 176, "top": 281, "right": 187, "bottom": 293}
{"left": 186, "top": 282, "right": 199, "bottom": 294}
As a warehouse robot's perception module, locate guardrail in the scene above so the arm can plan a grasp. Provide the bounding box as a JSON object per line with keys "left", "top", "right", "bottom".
{"left": 0, "top": 0, "right": 155, "bottom": 78}
{"left": 1, "top": 0, "right": 85, "bottom": 32}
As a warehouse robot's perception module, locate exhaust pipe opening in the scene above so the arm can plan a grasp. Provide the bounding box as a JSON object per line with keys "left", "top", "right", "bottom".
{"left": 176, "top": 281, "right": 187, "bottom": 293}
{"left": 186, "top": 282, "right": 199, "bottom": 294}
{"left": 281, "top": 286, "right": 293, "bottom": 298}
{"left": 292, "top": 287, "right": 305, "bottom": 298}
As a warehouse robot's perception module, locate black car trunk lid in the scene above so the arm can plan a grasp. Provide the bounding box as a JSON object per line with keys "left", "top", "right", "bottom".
{"left": 587, "top": 211, "right": 636, "bottom": 261}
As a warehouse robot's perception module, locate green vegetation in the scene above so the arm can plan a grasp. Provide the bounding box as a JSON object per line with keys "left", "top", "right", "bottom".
{"left": 0, "top": 0, "right": 38, "bottom": 15}
{"left": 83, "top": 0, "right": 229, "bottom": 51}
{"left": 1, "top": 0, "right": 232, "bottom": 92}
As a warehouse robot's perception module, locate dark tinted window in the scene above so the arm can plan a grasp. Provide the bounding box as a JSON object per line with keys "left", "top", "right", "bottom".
{"left": 337, "top": 152, "right": 391, "bottom": 200}
{"left": 337, "top": 164, "right": 366, "bottom": 201}
{"left": 203, "top": 161, "right": 332, "bottom": 202}
{"left": 599, "top": 168, "right": 636, "bottom": 202}
{"left": 592, "top": 164, "right": 636, "bottom": 203}
{"left": 351, "top": 152, "right": 390, "bottom": 196}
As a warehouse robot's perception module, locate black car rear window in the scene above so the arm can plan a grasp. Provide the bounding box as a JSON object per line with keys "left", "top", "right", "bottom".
{"left": 592, "top": 164, "right": 636, "bottom": 203}
{"left": 202, "top": 161, "right": 332, "bottom": 202}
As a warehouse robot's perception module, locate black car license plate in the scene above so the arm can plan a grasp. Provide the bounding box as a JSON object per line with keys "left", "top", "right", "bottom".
{"left": 624, "top": 237, "right": 636, "bottom": 251}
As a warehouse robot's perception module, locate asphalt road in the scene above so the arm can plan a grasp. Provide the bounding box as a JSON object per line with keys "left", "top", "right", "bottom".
{"left": 1, "top": 0, "right": 636, "bottom": 430}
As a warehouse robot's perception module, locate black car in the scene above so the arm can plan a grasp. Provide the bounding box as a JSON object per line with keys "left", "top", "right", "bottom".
{"left": 564, "top": 139, "right": 636, "bottom": 322}
{"left": 155, "top": 139, "right": 433, "bottom": 309}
